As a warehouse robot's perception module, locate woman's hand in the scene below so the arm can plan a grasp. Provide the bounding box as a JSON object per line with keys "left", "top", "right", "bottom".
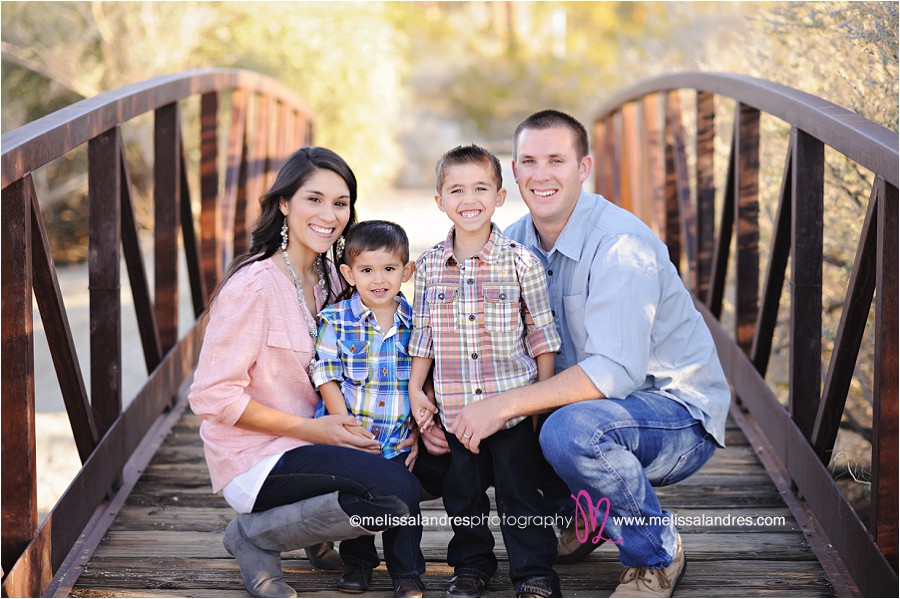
{"left": 297, "top": 414, "right": 381, "bottom": 453}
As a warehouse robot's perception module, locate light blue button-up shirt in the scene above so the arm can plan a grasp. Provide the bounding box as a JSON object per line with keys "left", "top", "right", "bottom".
{"left": 505, "top": 191, "right": 730, "bottom": 446}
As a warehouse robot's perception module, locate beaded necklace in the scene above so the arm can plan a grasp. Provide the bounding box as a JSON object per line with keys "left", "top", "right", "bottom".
{"left": 280, "top": 247, "right": 325, "bottom": 341}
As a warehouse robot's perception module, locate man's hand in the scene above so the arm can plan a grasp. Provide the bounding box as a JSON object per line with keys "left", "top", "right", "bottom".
{"left": 409, "top": 387, "right": 438, "bottom": 432}
{"left": 420, "top": 421, "right": 450, "bottom": 455}
{"left": 448, "top": 396, "right": 509, "bottom": 454}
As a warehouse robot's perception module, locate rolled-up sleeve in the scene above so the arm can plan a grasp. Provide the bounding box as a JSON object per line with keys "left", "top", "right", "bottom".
{"left": 519, "top": 257, "right": 562, "bottom": 358}
{"left": 188, "top": 274, "right": 265, "bottom": 427}
{"left": 312, "top": 314, "right": 343, "bottom": 387}
{"left": 408, "top": 257, "right": 434, "bottom": 358}
{"left": 577, "top": 234, "right": 659, "bottom": 399}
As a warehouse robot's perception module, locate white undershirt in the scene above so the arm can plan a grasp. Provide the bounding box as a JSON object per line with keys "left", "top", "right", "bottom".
{"left": 222, "top": 452, "right": 283, "bottom": 513}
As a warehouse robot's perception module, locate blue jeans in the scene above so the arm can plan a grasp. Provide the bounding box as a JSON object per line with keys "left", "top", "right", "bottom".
{"left": 539, "top": 391, "right": 717, "bottom": 569}
{"left": 254, "top": 445, "right": 425, "bottom": 579}
{"left": 444, "top": 419, "right": 560, "bottom": 597}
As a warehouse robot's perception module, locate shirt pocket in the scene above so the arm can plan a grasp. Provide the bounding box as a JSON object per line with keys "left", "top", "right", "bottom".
{"left": 266, "top": 329, "right": 313, "bottom": 383}
{"left": 396, "top": 343, "right": 412, "bottom": 381}
{"left": 482, "top": 284, "right": 521, "bottom": 333}
{"left": 427, "top": 286, "right": 459, "bottom": 332}
{"left": 562, "top": 293, "right": 587, "bottom": 354}
{"left": 338, "top": 338, "right": 370, "bottom": 384}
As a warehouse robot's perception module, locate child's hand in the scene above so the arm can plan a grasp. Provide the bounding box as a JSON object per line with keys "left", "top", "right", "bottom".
{"left": 397, "top": 426, "right": 419, "bottom": 472}
{"left": 409, "top": 388, "right": 438, "bottom": 432}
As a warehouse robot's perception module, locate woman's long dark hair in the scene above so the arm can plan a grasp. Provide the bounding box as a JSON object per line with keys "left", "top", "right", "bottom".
{"left": 210, "top": 147, "right": 358, "bottom": 307}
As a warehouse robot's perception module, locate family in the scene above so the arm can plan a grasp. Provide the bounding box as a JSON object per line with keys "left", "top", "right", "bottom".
{"left": 188, "top": 110, "right": 731, "bottom": 599}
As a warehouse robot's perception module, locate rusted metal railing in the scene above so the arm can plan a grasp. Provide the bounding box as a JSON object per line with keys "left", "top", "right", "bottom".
{"left": 592, "top": 71, "right": 898, "bottom": 597}
{"left": 1, "top": 68, "right": 313, "bottom": 597}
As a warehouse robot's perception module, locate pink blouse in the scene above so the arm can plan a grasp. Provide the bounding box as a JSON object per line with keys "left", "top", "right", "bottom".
{"left": 188, "top": 257, "right": 334, "bottom": 493}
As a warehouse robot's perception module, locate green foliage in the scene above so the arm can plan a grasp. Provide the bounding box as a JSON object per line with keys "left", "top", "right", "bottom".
{"left": 1, "top": 1, "right": 406, "bottom": 189}
{"left": 761, "top": 1, "right": 898, "bottom": 129}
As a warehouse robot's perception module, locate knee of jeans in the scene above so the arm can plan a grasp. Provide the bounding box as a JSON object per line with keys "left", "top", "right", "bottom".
{"left": 375, "top": 494, "right": 412, "bottom": 518}
{"left": 540, "top": 408, "right": 591, "bottom": 473}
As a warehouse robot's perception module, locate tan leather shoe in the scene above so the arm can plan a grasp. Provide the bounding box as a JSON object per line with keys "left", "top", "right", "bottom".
{"left": 555, "top": 522, "right": 605, "bottom": 564}
{"left": 610, "top": 534, "right": 685, "bottom": 598}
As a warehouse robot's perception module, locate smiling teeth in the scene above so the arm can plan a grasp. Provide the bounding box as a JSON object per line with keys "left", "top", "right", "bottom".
{"left": 310, "top": 224, "right": 334, "bottom": 234}
{"left": 534, "top": 190, "right": 555, "bottom": 197}
{"left": 460, "top": 210, "right": 481, "bottom": 218}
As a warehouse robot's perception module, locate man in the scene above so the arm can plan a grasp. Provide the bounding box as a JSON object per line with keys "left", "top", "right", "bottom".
{"left": 449, "top": 109, "right": 730, "bottom": 598}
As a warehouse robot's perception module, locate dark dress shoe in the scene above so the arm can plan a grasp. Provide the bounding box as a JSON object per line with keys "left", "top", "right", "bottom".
{"left": 394, "top": 575, "right": 427, "bottom": 598}
{"left": 304, "top": 541, "right": 343, "bottom": 571}
{"left": 337, "top": 564, "right": 373, "bottom": 594}
{"left": 446, "top": 574, "right": 489, "bottom": 598}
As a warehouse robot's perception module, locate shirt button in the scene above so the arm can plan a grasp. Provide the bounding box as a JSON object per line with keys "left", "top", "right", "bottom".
{"left": 475, "top": 388, "right": 482, "bottom": 395}
{"left": 469, "top": 314, "right": 476, "bottom": 321}
{"left": 382, "top": 367, "right": 388, "bottom": 375}
{"left": 438, "top": 293, "right": 445, "bottom": 300}
{"left": 379, "top": 401, "right": 385, "bottom": 407}
{"left": 498, "top": 293, "right": 506, "bottom": 300}
{"left": 548, "top": 270, "right": 554, "bottom": 276}
{"left": 471, "top": 352, "right": 478, "bottom": 360}
{"left": 510, "top": 242, "right": 517, "bottom": 247}
{"left": 373, "top": 429, "right": 380, "bottom": 435}
{"left": 552, "top": 310, "right": 556, "bottom": 316}
{"left": 467, "top": 278, "right": 474, "bottom": 285}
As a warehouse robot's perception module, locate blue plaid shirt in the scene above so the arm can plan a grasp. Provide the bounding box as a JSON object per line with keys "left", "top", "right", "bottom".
{"left": 312, "top": 292, "right": 413, "bottom": 458}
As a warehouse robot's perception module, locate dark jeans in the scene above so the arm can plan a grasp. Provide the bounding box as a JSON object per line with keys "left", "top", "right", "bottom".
{"left": 413, "top": 436, "right": 453, "bottom": 502}
{"left": 254, "top": 445, "right": 425, "bottom": 579}
{"left": 444, "top": 419, "right": 560, "bottom": 596}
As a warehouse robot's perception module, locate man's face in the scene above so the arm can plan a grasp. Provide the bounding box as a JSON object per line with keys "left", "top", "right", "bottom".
{"left": 512, "top": 126, "right": 592, "bottom": 229}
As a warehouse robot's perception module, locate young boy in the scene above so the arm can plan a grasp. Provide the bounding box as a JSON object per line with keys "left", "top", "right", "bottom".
{"left": 408, "top": 145, "right": 563, "bottom": 598}
{"left": 312, "top": 220, "right": 427, "bottom": 599}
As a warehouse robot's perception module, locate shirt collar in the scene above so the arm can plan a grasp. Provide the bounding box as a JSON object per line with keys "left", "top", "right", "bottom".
{"left": 440, "top": 223, "right": 504, "bottom": 266}
{"left": 525, "top": 191, "right": 592, "bottom": 262}
{"left": 349, "top": 291, "right": 412, "bottom": 328}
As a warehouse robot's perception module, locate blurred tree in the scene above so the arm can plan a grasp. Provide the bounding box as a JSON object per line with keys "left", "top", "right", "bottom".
{"left": 2, "top": 1, "right": 408, "bottom": 262}
{"left": 2, "top": 1, "right": 407, "bottom": 190}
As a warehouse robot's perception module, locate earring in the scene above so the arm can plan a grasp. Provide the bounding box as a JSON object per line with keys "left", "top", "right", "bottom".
{"left": 280, "top": 218, "right": 289, "bottom": 250}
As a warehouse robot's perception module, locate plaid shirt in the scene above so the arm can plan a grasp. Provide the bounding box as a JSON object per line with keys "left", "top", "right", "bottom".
{"left": 409, "top": 224, "right": 561, "bottom": 430}
{"left": 312, "top": 292, "right": 413, "bottom": 458}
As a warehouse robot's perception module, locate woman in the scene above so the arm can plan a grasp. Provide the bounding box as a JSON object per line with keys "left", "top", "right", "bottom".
{"left": 189, "top": 148, "right": 425, "bottom": 598}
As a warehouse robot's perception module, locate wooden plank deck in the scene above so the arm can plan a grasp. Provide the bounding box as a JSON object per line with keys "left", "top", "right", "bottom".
{"left": 62, "top": 405, "right": 838, "bottom": 598}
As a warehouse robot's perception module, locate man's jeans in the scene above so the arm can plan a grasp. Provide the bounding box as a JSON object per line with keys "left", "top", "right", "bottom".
{"left": 539, "top": 391, "right": 717, "bottom": 569}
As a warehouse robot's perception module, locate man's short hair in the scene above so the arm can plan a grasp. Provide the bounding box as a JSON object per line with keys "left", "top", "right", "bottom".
{"left": 513, "top": 109, "right": 590, "bottom": 160}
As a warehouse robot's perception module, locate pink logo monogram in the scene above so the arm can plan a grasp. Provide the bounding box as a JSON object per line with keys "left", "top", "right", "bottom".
{"left": 571, "top": 490, "right": 622, "bottom": 545}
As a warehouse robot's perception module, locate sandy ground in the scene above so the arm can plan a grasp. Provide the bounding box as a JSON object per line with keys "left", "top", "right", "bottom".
{"left": 34, "top": 174, "right": 529, "bottom": 520}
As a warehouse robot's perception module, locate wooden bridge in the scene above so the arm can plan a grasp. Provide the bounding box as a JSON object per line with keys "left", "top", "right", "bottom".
{"left": 2, "top": 69, "right": 897, "bottom": 597}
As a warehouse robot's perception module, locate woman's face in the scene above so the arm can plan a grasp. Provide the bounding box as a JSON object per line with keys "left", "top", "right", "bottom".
{"left": 279, "top": 168, "right": 352, "bottom": 256}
